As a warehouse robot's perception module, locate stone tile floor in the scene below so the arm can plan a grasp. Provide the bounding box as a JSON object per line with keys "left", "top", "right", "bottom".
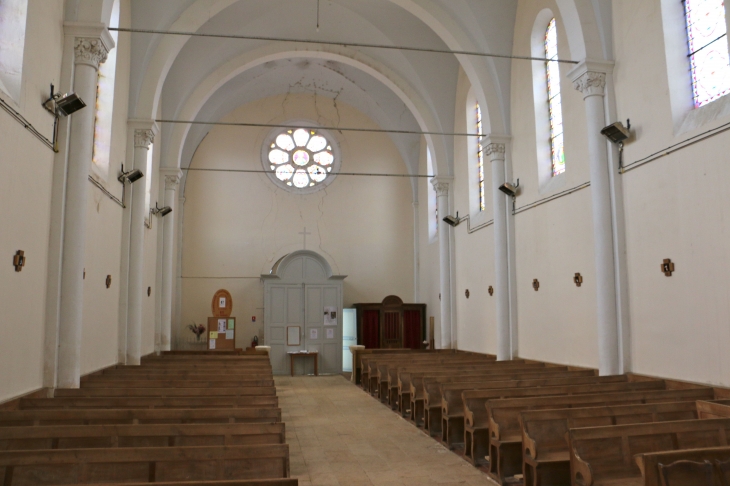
{"left": 275, "top": 375, "right": 497, "bottom": 486}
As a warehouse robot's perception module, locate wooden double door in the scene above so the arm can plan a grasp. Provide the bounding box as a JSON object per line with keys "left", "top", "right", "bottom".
{"left": 354, "top": 295, "right": 426, "bottom": 350}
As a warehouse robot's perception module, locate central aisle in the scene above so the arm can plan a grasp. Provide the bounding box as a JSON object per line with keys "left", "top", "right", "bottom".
{"left": 275, "top": 375, "right": 497, "bottom": 486}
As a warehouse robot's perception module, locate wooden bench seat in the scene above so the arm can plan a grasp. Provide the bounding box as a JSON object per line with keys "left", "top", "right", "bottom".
{"left": 519, "top": 401, "right": 699, "bottom": 486}
{"left": 0, "top": 423, "right": 285, "bottom": 450}
{"left": 54, "top": 387, "right": 276, "bottom": 398}
{"left": 0, "top": 408, "right": 282, "bottom": 427}
{"left": 0, "top": 444, "right": 290, "bottom": 484}
{"left": 79, "top": 480, "right": 298, "bottom": 486}
{"left": 88, "top": 372, "right": 275, "bottom": 381}
{"left": 360, "top": 352, "right": 472, "bottom": 391}
{"left": 397, "top": 363, "right": 554, "bottom": 417}
{"left": 482, "top": 387, "right": 713, "bottom": 485}
{"left": 697, "top": 400, "right": 730, "bottom": 419}
{"left": 637, "top": 446, "right": 730, "bottom": 486}
{"left": 569, "top": 418, "right": 730, "bottom": 486}
{"left": 18, "top": 396, "right": 279, "bottom": 410}
{"left": 440, "top": 375, "right": 629, "bottom": 448}
{"left": 409, "top": 364, "right": 567, "bottom": 427}
{"left": 79, "top": 379, "right": 276, "bottom": 389}
{"left": 423, "top": 370, "right": 608, "bottom": 436}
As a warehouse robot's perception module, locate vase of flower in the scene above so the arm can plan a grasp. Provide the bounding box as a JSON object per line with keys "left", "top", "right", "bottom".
{"left": 187, "top": 323, "right": 206, "bottom": 342}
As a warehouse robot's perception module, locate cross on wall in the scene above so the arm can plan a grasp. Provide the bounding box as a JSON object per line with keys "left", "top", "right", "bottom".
{"left": 299, "top": 227, "right": 312, "bottom": 250}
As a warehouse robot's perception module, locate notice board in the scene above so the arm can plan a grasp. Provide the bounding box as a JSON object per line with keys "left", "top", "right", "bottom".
{"left": 207, "top": 316, "right": 236, "bottom": 350}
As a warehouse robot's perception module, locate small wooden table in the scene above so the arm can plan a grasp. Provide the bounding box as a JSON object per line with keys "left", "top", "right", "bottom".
{"left": 289, "top": 351, "right": 318, "bottom": 376}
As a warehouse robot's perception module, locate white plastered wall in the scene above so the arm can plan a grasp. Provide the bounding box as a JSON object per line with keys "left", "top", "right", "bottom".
{"left": 179, "top": 94, "right": 414, "bottom": 348}
{"left": 508, "top": 0, "right": 599, "bottom": 368}
{"left": 614, "top": 0, "right": 730, "bottom": 386}
{"left": 0, "top": 0, "right": 64, "bottom": 402}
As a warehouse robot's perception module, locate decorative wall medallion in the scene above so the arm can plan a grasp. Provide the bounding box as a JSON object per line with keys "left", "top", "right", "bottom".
{"left": 147, "top": 286, "right": 152, "bottom": 297}
{"left": 465, "top": 289, "right": 470, "bottom": 299}
{"left": 13, "top": 250, "right": 25, "bottom": 272}
{"left": 83, "top": 268, "right": 86, "bottom": 279}
{"left": 574, "top": 273, "right": 583, "bottom": 287}
{"left": 439, "top": 293, "right": 441, "bottom": 301}
{"left": 488, "top": 286, "right": 494, "bottom": 296}
{"left": 532, "top": 279, "right": 540, "bottom": 291}
{"left": 661, "top": 259, "right": 675, "bottom": 277}
{"left": 106, "top": 275, "right": 112, "bottom": 289}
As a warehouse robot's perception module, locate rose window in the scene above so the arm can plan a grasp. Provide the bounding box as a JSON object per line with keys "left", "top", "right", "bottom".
{"left": 267, "top": 128, "right": 336, "bottom": 189}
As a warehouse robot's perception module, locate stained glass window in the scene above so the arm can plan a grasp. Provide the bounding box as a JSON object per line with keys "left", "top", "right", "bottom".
{"left": 476, "top": 103, "right": 485, "bottom": 212}
{"left": 684, "top": 0, "right": 730, "bottom": 107}
{"left": 545, "top": 18, "right": 565, "bottom": 176}
{"left": 268, "top": 128, "right": 335, "bottom": 189}
{"left": 92, "top": 0, "right": 119, "bottom": 179}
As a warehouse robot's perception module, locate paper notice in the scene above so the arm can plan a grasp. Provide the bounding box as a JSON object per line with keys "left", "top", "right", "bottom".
{"left": 226, "top": 330, "right": 234, "bottom": 340}
{"left": 228, "top": 319, "right": 235, "bottom": 330}
{"left": 209, "top": 339, "right": 216, "bottom": 349}
{"left": 219, "top": 297, "right": 226, "bottom": 308}
{"left": 217, "top": 319, "right": 226, "bottom": 333}
{"left": 326, "top": 328, "right": 334, "bottom": 339}
{"left": 324, "top": 306, "right": 337, "bottom": 326}
{"left": 310, "top": 328, "right": 318, "bottom": 340}
{"left": 209, "top": 331, "right": 218, "bottom": 339}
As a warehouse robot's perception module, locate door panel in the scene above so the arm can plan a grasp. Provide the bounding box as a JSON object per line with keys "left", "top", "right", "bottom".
{"left": 266, "top": 284, "right": 303, "bottom": 375}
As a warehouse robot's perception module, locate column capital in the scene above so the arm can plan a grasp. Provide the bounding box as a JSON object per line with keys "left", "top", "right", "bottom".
{"left": 567, "top": 59, "right": 614, "bottom": 99}
{"left": 430, "top": 177, "right": 452, "bottom": 197}
{"left": 64, "top": 22, "right": 115, "bottom": 70}
{"left": 161, "top": 169, "right": 183, "bottom": 190}
{"left": 129, "top": 119, "right": 159, "bottom": 148}
{"left": 483, "top": 135, "right": 510, "bottom": 163}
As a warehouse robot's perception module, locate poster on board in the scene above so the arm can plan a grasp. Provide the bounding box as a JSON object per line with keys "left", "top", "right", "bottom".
{"left": 310, "top": 328, "right": 318, "bottom": 340}
{"left": 217, "top": 319, "right": 227, "bottom": 333}
{"left": 209, "top": 339, "right": 216, "bottom": 349}
{"left": 324, "top": 307, "right": 337, "bottom": 326}
{"left": 219, "top": 297, "right": 226, "bottom": 308}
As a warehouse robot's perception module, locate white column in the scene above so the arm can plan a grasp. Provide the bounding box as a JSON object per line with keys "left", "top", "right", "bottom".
{"left": 57, "top": 28, "right": 113, "bottom": 389}
{"left": 568, "top": 60, "right": 620, "bottom": 376}
{"left": 431, "top": 178, "right": 453, "bottom": 349}
{"left": 159, "top": 169, "right": 182, "bottom": 352}
{"left": 173, "top": 195, "right": 186, "bottom": 350}
{"left": 486, "top": 138, "right": 512, "bottom": 361}
{"left": 412, "top": 201, "right": 420, "bottom": 302}
{"left": 127, "top": 123, "right": 156, "bottom": 365}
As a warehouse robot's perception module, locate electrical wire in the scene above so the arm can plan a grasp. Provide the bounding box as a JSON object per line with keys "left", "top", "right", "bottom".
{"left": 183, "top": 167, "right": 434, "bottom": 178}
{"left": 109, "top": 27, "right": 579, "bottom": 64}
{"left": 0, "top": 96, "right": 56, "bottom": 152}
{"left": 156, "top": 118, "right": 484, "bottom": 137}
{"left": 513, "top": 181, "right": 591, "bottom": 215}
{"left": 620, "top": 119, "right": 730, "bottom": 173}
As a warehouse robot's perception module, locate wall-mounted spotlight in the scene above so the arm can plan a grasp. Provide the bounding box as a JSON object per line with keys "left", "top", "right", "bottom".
{"left": 43, "top": 85, "right": 86, "bottom": 117}
{"left": 118, "top": 164, "right": 144, "bottom": 184}
{"left": 601, "top": 119, "right": 631, "bottom": 171}
{"left": 151, "top": 203, "right": 173, "bottom": 218}
{"left": 443, "top": 212, "right": 461, "bottom": 227}
{"left": 499, "top": 179, "right": 520, "bottom": 197}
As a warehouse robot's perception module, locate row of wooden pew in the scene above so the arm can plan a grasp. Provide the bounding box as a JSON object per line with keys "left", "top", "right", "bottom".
{"left": 0, "top": 350, "right": 297, "bottom": 486}
{"left": 354, "top": 349, "right": 730, "bottom": 486}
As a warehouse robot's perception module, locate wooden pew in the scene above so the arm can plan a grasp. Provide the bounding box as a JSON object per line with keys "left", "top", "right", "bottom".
{"left": 697, "top": 400, "right": 730, "bottom": 419}
{"left": 409, "top": 364, "right": 563, "bottom": 426}
{"left": 423, "top": 370, "right": 616, "bottom": 436}
{"left": 18, "top": 396, "right": 279, "bottom": 410}
{"left": 397, "top": 364, "right": 560, "bottom": 418}
{"left": 520, "top": 401, "right": 699, "bottom": 486}
{"left": 79, "top": 379, "right": 276, "bottom": 389}
{"left": 0, "top": 444, "right": 290, "bottom": 484}
{"left": 0, "top": 423, "right": 285, "bottom": 450}
{"left": 0, "top": 408, "right": 282, "bottom": 427}
{"left": 637, "top": 446, "right": 730, "bottom": 486}
{"left": 359, "top": 350, "right": 463, "bottom": 392}
{"left": 55, "top": 387, "right": 276, "bottom": 398}
{"left": 441, "top": 375, "right": 629, "bottom": 448}
{"left": 86, "top": 372, "right": 275, "bottom": 381}
{"left": 568, "top": 418, "right": 730, "bottom": 486}
{"left": 481, "top": 387, "right": 715, "bottom": 484}
{"left": 355, "top": 349, "right": 439, "bottom": 386}
{"left": 81, "top": 480, "right": 298, "bottom": 486}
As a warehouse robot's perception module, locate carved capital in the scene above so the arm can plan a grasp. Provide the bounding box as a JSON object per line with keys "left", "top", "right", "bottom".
{"left": 164, "top": 174, "right": 181, "bottom": 190}
{"left": 485, "top": 143, "right": 506, "bottom": 161}
{"left": 134, "top": 129, "right": 155, "bottom": 149}
{"left": 431, "top": 179, "right": 449, "bottom": 197}
{"left": 74, "top": 37, "right": 108, "bottom": 69}
{"left": 573, "top": 71, "right": 606, "bottom": 98}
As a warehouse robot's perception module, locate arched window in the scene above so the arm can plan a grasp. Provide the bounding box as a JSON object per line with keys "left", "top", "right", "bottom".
{"left": 684, "top": 0, "right": 730, "bottom": 107}
{"left": 92, "top": 0, "right": 120, "bottom": 180}
{"left": 545, "top": 18, "right": 565, "bottom": 176}
{"left": 144, "top": 143, "right": 154, "bottom": 226}
{"left": 0, "top": 0, "right": 28, "bottom": 102}
{"left": 476, "top": 103, "right": 485, "bottom": 212}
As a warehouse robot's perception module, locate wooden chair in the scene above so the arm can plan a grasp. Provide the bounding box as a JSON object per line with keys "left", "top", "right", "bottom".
{"left": 658, "top": 460, "right": 714, "bottom": 486}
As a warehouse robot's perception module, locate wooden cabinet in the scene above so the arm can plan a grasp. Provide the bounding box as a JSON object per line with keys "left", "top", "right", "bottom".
{"left": 353, "top": 295, "right": 426, "bottom": 350}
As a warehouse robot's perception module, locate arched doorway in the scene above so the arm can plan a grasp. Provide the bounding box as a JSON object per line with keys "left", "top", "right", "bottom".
{"left": 261, "top": 251, "right": 346, "bottom": 375}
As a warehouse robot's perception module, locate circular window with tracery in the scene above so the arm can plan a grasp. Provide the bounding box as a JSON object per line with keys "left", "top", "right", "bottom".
{"left": 262, "top": 125, "right": 340, "bottom": 193}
